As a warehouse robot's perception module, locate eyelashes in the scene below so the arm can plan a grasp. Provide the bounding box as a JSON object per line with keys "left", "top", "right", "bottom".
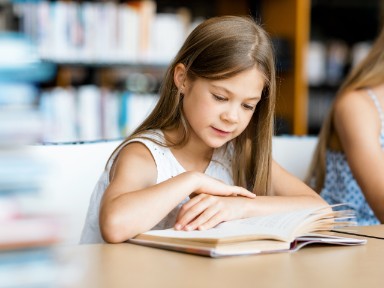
{"left": 212, "top": 94, "right": 256, "bottom": 111}
{"left": 243, "top": 104, "right": 255, "bottom": 111}
{"left": 212, "top": 94, "right": 226, "bottom": 101}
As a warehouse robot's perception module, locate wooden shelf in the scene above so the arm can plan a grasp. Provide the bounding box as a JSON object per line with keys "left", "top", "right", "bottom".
{"left": 262, "top": 0, "right": 310, "bottom": 135}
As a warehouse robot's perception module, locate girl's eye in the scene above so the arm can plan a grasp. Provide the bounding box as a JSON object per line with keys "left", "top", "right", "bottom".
{"left": 213, "top": 94, "right": 226, "bottom": 101}
{"left": 243, "top": 104, "right": 255, "bottom": 111}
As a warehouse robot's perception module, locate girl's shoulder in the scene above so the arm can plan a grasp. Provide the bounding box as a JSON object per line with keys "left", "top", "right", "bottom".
{"left": 127, "top": 129, "right": 166, "bottom": 145}
{"left": 333, "top": 89, "right": 377, "bottom": 126}
{"left": 334, "top": 87, "right": 384, "bottom": 113}
{"left": 333, "top": 89, "right": 383, "bottom": 148}
{"left": 335, "top": 89, "right": 370, "bottom": 110}
{"left": 107, "top": 130, "right": 165, "bottom": 167}
{"left": 108, "top": 129, "right": 173, "bottom": 182}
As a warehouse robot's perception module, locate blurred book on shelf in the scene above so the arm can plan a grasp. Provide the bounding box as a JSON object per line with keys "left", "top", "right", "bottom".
{"left": 0, "top": 33, "right": 56, "bottom": 83}
{"left": 0, "top": 83, "right": 42, "bottom": 146}
{"left": 306, "top": 39, "right": 373, "bottom": 134}
{"left": 0, "top": 31, "right": 75, "bottom": 288}
{"left": 13, "top": 0, "right": 195, "bottom": 65}
{"left": 0, "top": 32, "right": 56, "bottom": 145}
{"left": 40, "top": 84, "right": 159, "bottom": 143}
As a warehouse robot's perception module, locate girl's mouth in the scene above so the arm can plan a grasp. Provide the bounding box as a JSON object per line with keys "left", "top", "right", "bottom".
{"left": 212, "top": 127, "right": 230, "bottom": 136}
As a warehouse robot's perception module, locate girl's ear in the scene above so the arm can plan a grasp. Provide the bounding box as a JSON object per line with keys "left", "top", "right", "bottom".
{"left": 174, "top": 63, "right": 187, "bottom": 90}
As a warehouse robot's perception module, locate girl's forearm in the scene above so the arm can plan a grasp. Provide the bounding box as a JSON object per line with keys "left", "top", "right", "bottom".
{"left": 100, "top": 171, "right": 201, "bottom": 243}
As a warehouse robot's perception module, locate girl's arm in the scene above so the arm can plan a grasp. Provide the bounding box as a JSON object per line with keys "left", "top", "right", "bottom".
{"left": 99, "top": 142, "right": 255, "bottom": 243}
{"left": 333, "top": 89, "right": 384, "bottom": 223}
{"left": 175, "top": 161, "right": 327, "bottom": 231}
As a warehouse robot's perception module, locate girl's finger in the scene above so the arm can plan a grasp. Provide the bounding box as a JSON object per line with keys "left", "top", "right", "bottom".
{"left": 184, "top": 207, "right": 219, "bottom": 231}
{"left": 231, "top": 187, "right": 256, "bottom": 198}
{"left": 175, "top": 196, "right": 212, "bottom": 230}
{"left": 197, "top": 212, "right": 224, "bottom": 231}
{"left": 176, "top": 194, "right": 205, "bottom": 222}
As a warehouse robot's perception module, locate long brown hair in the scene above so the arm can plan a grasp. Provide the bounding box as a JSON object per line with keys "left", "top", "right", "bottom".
{"left": 307, "top": 25, "right": 384, "bottom": 192}
{"left": 110, "top": 16, "right": 276, "bottom": 195}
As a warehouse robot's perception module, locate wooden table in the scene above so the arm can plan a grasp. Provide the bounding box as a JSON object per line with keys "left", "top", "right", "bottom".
{"left": 333, "top": 224, "right": 384, "bottom": 239}
{"left": 63, "top": 226, "right": 383, "bottom": 288}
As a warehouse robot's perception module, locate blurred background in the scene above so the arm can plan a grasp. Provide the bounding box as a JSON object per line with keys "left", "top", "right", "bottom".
{"left": 0, "top": 0, "right": 383, "bottom": 286}
{"left": 1, "top": 0, "right": 383, "bottom": 143}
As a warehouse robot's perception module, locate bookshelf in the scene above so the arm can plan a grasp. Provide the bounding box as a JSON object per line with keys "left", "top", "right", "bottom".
{"left": 1, "top": 0, "right": 311, "bottom": 138}
{"left": 307, "top": 0, "right": 383, "bottom": 134}
{"left": 5, "top": 0, "right": 381, "bottom": 138}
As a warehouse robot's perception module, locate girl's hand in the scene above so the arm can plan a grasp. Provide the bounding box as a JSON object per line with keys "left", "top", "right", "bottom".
{"left": 192, "top": 172, "right": 255, "bottom": 199}
{"left": 174, "top": 194, "right": 250, "bottom": 231}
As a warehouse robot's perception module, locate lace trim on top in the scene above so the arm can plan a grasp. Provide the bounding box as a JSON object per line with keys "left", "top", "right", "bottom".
{"left": 367, "top": 88, "right": 384, "bottom": 146}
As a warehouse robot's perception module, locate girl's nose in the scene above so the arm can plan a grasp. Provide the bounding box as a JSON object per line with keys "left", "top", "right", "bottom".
{"left": 221, "top": 105, "right": 239, "bottom": 123}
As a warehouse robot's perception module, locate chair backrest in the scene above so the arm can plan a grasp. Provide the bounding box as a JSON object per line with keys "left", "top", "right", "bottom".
{"left": 26, "top": 140, "right": 122, "bottom": 244}
{"left": 272, "top": 136, "right": 318, "bottom": 180}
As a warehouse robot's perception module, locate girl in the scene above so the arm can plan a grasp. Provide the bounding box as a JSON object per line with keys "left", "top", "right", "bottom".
{"left": 81, "top": 15, "right": 326, "bottom": 244}
{"left": 307, "top": 26, "right": 384, "bottom": 225}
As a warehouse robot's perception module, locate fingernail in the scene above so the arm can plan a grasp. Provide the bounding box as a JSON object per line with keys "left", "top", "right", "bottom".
{"left": 175, "top": 224, "right": 182, "bottom": 230}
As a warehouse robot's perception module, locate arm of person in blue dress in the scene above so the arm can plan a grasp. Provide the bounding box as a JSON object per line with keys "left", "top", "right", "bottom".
{"left": 333, "top": 85, "right": 384, "bottom": 223}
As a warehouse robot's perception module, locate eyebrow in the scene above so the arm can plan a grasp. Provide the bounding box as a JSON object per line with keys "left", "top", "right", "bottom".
{"left": 211, "top": 84, "right": 261, "bottom": 100}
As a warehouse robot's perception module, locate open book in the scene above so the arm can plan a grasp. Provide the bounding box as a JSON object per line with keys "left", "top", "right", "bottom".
{"left": 128, "top": 206, "right": 366, "bottom": 257}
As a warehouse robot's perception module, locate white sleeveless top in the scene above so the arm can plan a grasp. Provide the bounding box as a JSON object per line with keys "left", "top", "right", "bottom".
{"left": 80, "top": 130, "right": 234, "bottom": 244}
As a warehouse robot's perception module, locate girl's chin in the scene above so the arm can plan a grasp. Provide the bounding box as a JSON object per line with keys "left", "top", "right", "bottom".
{"left": 205, "top": 139, "right": 230, "bottom": 149}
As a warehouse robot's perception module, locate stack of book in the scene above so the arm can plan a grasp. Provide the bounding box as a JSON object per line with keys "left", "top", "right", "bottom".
{"left": 0, "top": 32, "right": 65, "bottom": 287}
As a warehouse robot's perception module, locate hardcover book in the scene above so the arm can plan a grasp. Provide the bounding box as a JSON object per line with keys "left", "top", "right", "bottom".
{"left": 128, "top": 206, "right": 366, "bottom": 257}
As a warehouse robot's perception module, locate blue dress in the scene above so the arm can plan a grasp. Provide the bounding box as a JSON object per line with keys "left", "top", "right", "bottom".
{"left": 320, "top": 89, "right": 383, "bottom": 225}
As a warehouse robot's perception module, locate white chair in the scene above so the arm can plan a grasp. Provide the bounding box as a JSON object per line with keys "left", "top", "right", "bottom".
{"left": 26, "top": 140, "right": 122, "bottom": 244}
{"left": 272, "top": 136, "right": 318, "bottom": 180}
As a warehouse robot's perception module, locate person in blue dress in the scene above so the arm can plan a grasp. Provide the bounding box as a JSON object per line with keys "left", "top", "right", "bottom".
{"left": 307, "top": 25, "right": 384, "bottom": 225}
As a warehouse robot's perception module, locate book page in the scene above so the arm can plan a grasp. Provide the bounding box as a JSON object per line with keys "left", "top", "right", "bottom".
{"left": 141, "top": 207, "right": 328, "bottom": 243}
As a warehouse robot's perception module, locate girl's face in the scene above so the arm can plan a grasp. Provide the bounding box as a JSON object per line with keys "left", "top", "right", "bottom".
{"left": 181, "top": 67, "right": 265, "bottom": 149}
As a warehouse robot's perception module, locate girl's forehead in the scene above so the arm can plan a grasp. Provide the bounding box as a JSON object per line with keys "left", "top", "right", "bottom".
{"left": 192, "top": 68, "right": 265, "bottom": 98}
{"left": 213, "top": 68, "right": 265, "bottom": 84}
